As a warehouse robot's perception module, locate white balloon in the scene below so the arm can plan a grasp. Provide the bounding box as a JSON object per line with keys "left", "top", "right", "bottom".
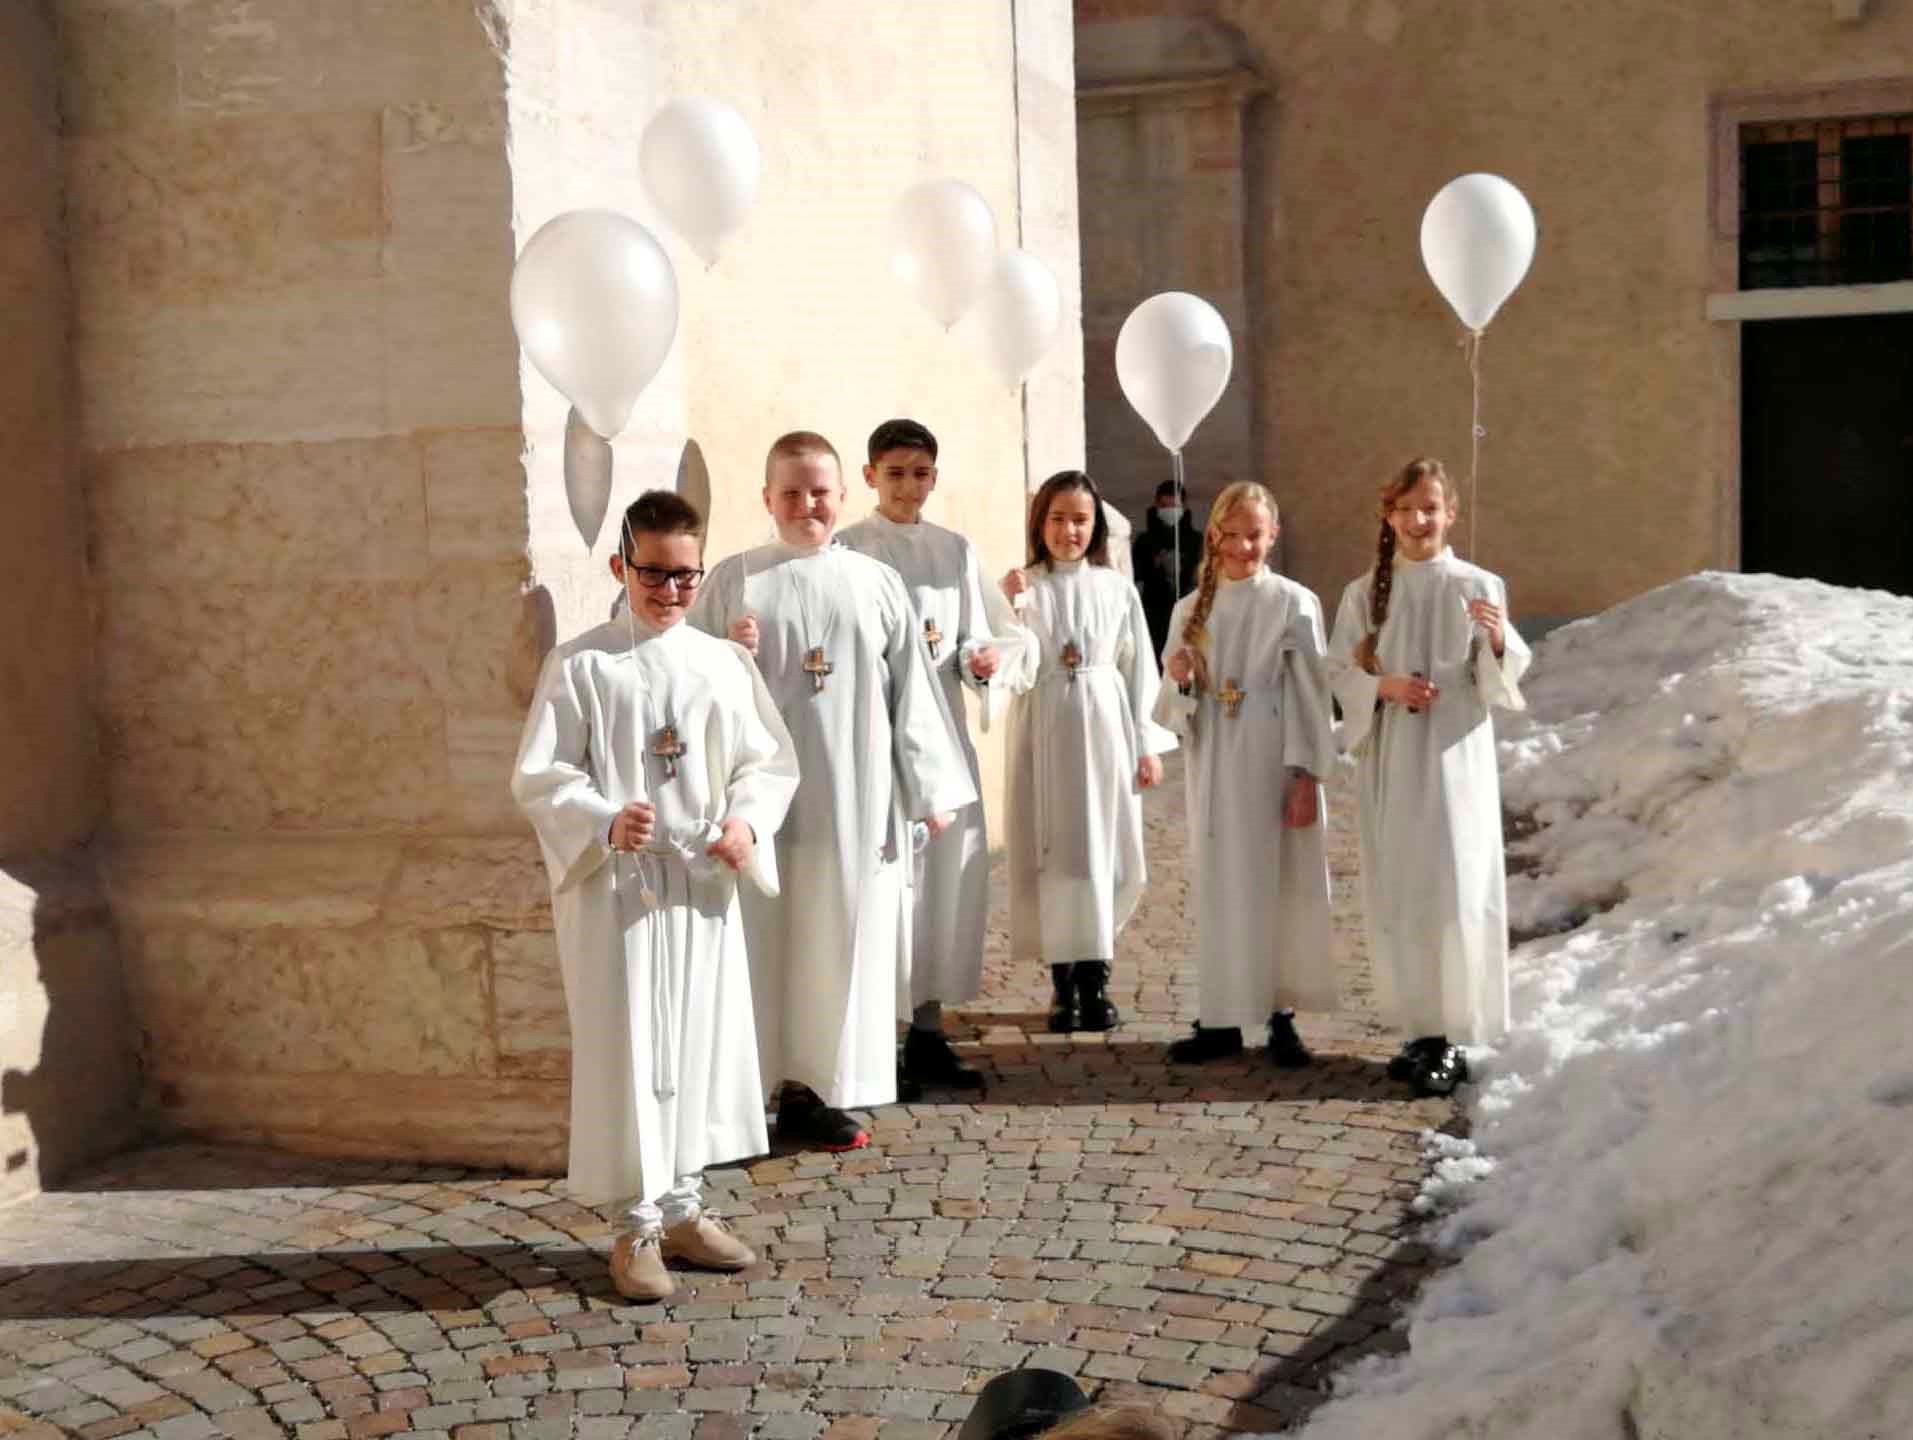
{"left": 640, "top": 97, "right": 760, "bottom": 267}
{"left": 510, "top": 209, "right": 679, "bottom": 440}
{"left": 562, "top": 406, "right": 614, "bottom": 549}
{"left": 1420, "top": 173, "right": 1536, "bottom": 333}
{"left": 889, "top": 179, "right": 998, "bottom": 329}
{"left": 971, "top": 249, "right": 1062, "bottom": 387}
{"left": 1114, "top": 292, "right": 1234, "bottom": 454}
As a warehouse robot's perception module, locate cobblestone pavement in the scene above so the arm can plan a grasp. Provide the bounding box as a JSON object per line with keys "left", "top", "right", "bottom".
{"left": 0, "top": 760, "right": 1455, "bottom": 1440}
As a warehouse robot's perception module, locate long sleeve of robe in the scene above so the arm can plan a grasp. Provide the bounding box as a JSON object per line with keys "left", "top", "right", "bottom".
{"left": 1327, "top": 548, "right": 1532, "bottom": 1045}
{"left": 838, "top": 515, "right": 1032, "bottom": 1008}
{"left": 511, "top": 619, "right": 798, "bottom": 1206}
{"left": 1154, "top": 572, "right": 1338, "bottom": 1027}
{"left": 1002, "top": 558, "right": 1176, "bottom": 965}
{"left": 688, "top": 540, "right": 976, "bottom": 1108}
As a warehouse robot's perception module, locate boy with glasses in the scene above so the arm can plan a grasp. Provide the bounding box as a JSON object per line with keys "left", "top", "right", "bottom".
{"left": 513, "top": 490, "right": 799, "bottom": 1300}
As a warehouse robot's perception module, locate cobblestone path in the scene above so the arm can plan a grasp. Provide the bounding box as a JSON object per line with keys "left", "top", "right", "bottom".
{"left": 0, "top": 760, "right": 1454, "bottom": 1440}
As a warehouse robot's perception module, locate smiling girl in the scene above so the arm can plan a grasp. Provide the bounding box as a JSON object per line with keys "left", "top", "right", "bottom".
{"left": 1000, "top": 470, "right": 1177, "bottom": 1035}
{"left": 1156, "top": 482, "right": 1337, "bottom": 1067}
{"left": 1328, "top": 458, "right": 1531, "bottom": 1096}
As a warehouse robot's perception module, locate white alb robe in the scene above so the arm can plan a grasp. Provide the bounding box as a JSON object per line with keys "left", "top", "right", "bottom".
{"left": 1155, "top": 571, "right": 1339, "bottom": 1028}
{"left": 1327, "top": 548, "right": 1531, "bottom": 1045}
{"left": 1001, "top": 558, "right": 1177, "bottom": 963}
{"left": 838, "top": 513, "right": 1029, "bottom": 1008}
{"left": 689, "top": 541, "right": 976, "bottom": 1108}
{"left": 511, "top": 618, "right": 799, "bottom": 1206}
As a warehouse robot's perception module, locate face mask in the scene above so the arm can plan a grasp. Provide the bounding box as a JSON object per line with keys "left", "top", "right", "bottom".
{"left": 1157, "top": 505, "right": 1184, "bottom": 526}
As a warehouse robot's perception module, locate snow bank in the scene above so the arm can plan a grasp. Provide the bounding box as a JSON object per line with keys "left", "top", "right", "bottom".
{"left": 1296, "top": 573, "right": 1913, "bottom": 1440}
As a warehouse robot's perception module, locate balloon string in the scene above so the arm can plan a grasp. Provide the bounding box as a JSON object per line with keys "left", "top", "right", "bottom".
{"left": 1171, "top": 449, "right": 1184, "bottom": 608}
{"left": 1466, "top": 328, "right": 1484, "bottom": 562}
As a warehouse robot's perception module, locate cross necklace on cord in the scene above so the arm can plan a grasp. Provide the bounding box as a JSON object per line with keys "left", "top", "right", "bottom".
{"left": 787, "top": 553, "right": 836, "bottom": 693}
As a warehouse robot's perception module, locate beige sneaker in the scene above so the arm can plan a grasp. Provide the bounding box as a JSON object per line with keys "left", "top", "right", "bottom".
{"left": 609, "top": 1229, "right": 673, "bottom": 1301}
{"left": 660, "top": 1211, "right": 755, "bottom": 1271}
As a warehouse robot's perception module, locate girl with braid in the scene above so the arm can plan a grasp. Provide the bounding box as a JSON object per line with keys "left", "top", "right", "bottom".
{"left": 1327, "top": 458, "right": 1531, "bottom": 1096}
{"left": 1156, "top": 482, "right": 1337, "bottom": 1066}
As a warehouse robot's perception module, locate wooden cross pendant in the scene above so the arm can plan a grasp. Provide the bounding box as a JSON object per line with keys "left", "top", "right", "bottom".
{"left": 650, "top": 723, "right": 687, "bottom": 780}
{"left": 923, "top": 616, "right": 943, "bottom": 659}
{"left": 1060, "top": 640, "right": 1084, "bottom": 683}
{"left": 1218, "top": 677, "right": 1246, "bottom": 718}
{"left": 804, "top": 645, "right": 834, "bottom": 692}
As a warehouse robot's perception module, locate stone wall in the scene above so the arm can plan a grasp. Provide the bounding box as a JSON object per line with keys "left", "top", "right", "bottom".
{"left": 59, "top": 0, "right": 552, "bottom": 1167}
{"left": 56, "top": 0, "right": 1081, "bottom": 1169}
{"left": 0, "top": 0, "right": 137, "bottom": 1202}
{"left": 1076, "top": 0, "right": 1913, "bottom": 619}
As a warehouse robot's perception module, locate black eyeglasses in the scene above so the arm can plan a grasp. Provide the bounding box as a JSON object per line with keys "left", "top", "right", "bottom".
{"left": 627, "top": 565, "right": 705, "bottom": 590}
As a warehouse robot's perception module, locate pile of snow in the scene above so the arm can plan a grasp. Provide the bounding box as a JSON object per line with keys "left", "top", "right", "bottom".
{"left": 1299, "top": 572, "right": 1913, "bottom": 1440}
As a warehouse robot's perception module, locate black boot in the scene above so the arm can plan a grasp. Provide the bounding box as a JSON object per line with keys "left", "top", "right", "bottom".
{"left": 1167, "top": 1024, "right": 1243, "bottom": 1064}
{"left": 1266, "top": 1009, "right": 1313, "bottom": 1069}
{"left": 902, "top": 1026, "right": 986, "bottom": 1091}
{"left": 1072, "top": 962, "right": 1120, "bottom": 1032}
{"left": 1047, "top": 964, "right": 1077, "bottom": 1034}
{"left": 1388, "top": 1034, "right": 1450, "bottom": 1083}
{"left": 1410, "top": 1041, "right": 1470, "bottom": 1097}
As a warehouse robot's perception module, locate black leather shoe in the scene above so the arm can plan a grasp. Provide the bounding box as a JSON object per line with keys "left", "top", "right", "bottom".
{"left": 1388, "top": 1034, "right": 1448, "bottom": 1082}
{"left": 902, "top": 1027, "right": 986, "bottom": 1090}
{"left": 1411, "top": 1042, "right": 1470, "bottom": 1097}
{"left": 1167, "top": 1024, "right": 1243, "bottom": 1064}
{"left": 773, "top": 1090, "right": 868, "bottom": 1151}
{"left": 1266, "top": 1009, "right": 1313, "bottom": 1069}
{"left": 1072, "top": 962, "right": 1120, "bottom": 1032}
{"left": 1047, "top": 964, "right": 1077, "bottom": 1033}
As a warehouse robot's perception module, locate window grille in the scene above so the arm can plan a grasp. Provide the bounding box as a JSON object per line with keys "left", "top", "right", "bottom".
{"left": 1739, "top": 114, "right": 1913, "bottom": 288}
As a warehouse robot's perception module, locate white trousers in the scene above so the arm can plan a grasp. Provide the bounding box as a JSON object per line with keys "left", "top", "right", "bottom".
{"left": 626, "top": 1173, "right": 701, "bottom": 1233}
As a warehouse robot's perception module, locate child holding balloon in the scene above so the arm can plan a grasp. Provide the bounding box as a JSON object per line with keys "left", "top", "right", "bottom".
{"left": 1155, "top": 481, "right": 1336, "bottom": 1067}
{"left": 1326, "top": 458, "right": 1530, "bottom": 1096}
{"left": 997, "top": 470, "right": 1176, "bottom": 1033}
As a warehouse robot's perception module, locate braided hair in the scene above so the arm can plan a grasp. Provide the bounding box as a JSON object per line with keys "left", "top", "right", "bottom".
{"left": 1354, "top": 457, "right": 1452, "bottom": 674}
{"left": 1179, "top": 481, "right": 1278, "bottom": 693}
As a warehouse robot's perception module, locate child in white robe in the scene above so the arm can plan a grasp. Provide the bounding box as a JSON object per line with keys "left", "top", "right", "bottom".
{"left": 839, "top": 418, "right": 1025, "bottom": 1094}
{"left": 1155, "top": 481, "right": 1337, "bottom": 1066}
{"left": 1326, "top": 457, "right": 1531, "bottom": 1095}
{"left": 999, "top": 469, "right": 1177, "bottom": 1033}
{"left": 512, "top": 491, "right": 799, "bottom": 1301}
{"left": 689, "top": 431, "right": 976, "bottom": 1152}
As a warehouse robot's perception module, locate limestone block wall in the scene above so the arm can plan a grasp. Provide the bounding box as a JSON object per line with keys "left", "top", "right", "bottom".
{"left": 1077, "top": 0, "right": 1913, "bottom": 619}
{"left": 56, "top": 0, "right": 1083, "bottom": 1169}
{"left": 58, "top": 0, "right": 556, "bottom": 1167}
{"left": 0, "top": 0, "right": 137, "bottom": 1202}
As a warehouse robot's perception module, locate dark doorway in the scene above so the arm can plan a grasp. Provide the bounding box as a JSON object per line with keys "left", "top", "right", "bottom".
{"left": 1741, "top": 313, "right": 1913, "bottom": 596}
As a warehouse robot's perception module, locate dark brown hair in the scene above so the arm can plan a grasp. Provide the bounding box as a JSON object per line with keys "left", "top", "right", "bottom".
{"left": 1354, "top": 457, "right": 1454, "bottom": 674}
{"left": 619, "top": 489, "right": 703, "bottom": 559}
{"left": 867, "top": 417, "right": 938, "bottom": 463}
{"left": 1026, "top": 470, "right": 1111, "bottom": 569}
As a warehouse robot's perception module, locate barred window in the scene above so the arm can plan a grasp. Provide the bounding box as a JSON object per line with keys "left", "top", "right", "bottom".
{"left": 1739, "top": 114, "right": 1913, "bottom": 288}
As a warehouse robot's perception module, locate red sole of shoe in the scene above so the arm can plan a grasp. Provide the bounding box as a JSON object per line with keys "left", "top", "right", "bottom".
{"left": 817, "top": 1131, "right": 869, "bottom": 1152}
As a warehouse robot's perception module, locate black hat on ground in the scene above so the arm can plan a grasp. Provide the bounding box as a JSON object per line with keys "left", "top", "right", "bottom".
{"left": 957, "top": 1368, "right": 1091, "bottom": 1440}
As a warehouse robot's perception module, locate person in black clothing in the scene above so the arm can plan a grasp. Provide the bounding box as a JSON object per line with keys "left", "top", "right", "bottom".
{"left": 1131, "top": 478, "right": 1202, "bottom": 661}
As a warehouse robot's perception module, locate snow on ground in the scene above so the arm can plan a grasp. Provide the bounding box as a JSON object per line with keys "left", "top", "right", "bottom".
{"left": 1294, "top": 572, "right": 1913, "bottom": 1440}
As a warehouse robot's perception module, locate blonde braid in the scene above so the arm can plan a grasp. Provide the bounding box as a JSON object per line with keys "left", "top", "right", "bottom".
{"left": 1180, "top": 551, "right": 1223, "bottom": 693}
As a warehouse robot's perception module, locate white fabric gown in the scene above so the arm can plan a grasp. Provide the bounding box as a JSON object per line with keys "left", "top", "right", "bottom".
{"left": 689, "top": 541, "right": 976, "bottom": 1108}
{"left": 1327, "top": 548, "right": 1531, "bottom": 1046}
{"left": 838, "top": 513, "right": 1029, "bottom": 1008}
{"left": 1001, "top": 558, "right": 1177, "bottom": 964}
{"left": 1155, "top": 571, "right": 1339, "bottom": 1028}
{"left": 511, "top": 618, "right": 799, "bottom": 1206}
